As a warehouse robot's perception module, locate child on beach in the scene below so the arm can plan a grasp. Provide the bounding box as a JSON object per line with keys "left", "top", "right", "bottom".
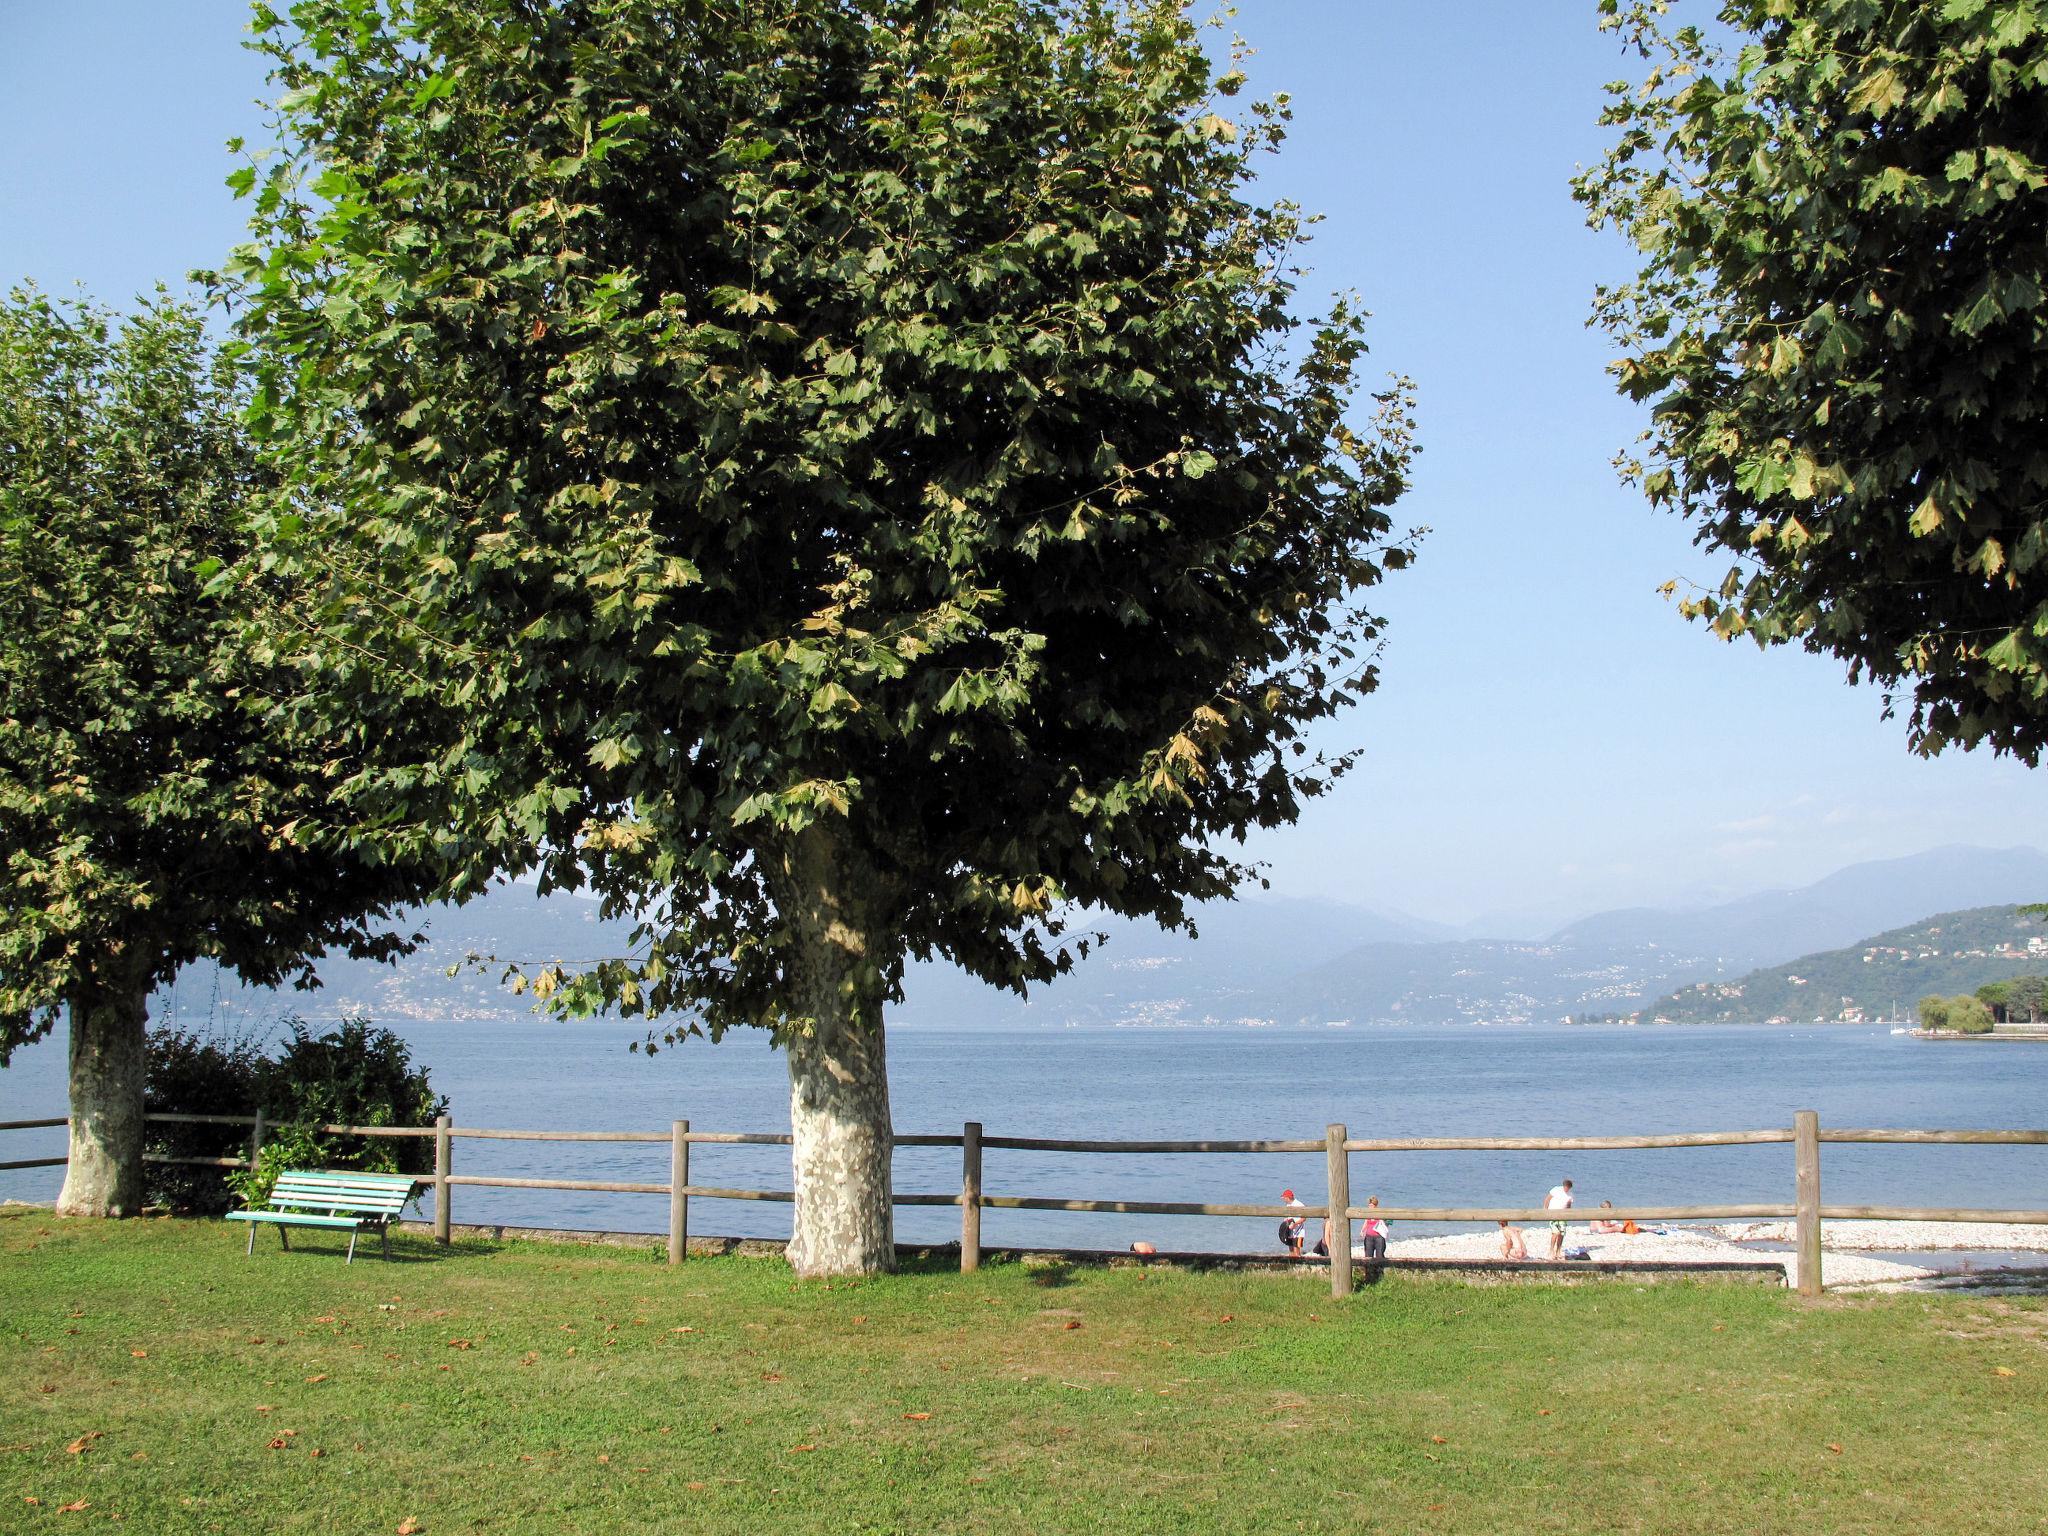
{"left": 1545, "top": 1178, "right": 1575, "bottom": 1260}
{"left": 1278, "top": 1189, "right": 1307, "bottom": 1256}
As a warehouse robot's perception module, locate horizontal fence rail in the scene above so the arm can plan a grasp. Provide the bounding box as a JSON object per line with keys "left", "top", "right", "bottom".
{"left": 5, "top": 1111, "right": 2044, "bottom": 1296}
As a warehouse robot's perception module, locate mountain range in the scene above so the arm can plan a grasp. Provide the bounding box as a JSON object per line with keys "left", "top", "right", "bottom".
{"left": 151, "top": 843, "right": 2048, "bottom": 1035}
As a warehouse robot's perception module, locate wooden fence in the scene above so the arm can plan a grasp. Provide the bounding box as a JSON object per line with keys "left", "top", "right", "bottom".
{"left": 5, "top": 1108, "right": 2046, "bottom": 1297}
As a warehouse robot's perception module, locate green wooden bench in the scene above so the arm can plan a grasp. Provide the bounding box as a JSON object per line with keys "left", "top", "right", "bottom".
{"left": 226, "top": 1170, "right": 420, "bottom": 1263}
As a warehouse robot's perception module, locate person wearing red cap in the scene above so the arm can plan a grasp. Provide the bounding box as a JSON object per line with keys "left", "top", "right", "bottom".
{"left": 1277, "top": 1189, "right": 1308, "bottom": 1256}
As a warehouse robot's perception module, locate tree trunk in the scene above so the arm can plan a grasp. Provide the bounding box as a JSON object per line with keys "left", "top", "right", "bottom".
{"left": 786, "top": 1018, "right": 895, "bottom": 1277}
{"left": 57, "top": 972, "right": 150, "bottom": 1218}
{"left": 776, "top": 826, "right": 896, "bottom": 1278}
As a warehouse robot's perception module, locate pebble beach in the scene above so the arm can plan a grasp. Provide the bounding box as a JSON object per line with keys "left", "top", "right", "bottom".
{"left": 1376, "top": 1219, "right": 2048, "bottom": 1291}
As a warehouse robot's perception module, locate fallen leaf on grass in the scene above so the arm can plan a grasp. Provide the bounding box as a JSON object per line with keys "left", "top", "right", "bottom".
{"left": 129, "top": 1452, "right": 147, "bottom": 1462}
{"left": 1430, "top": 1436, "right": 1447, "bottom": 1445}
{"left": 668, "top": 1327, "right": 697, "bottom": 1335}
{"left": 268, "top": 1438, "right": 291, "bottom": 1451}
{"left": 597, "top": 1454, "right": 611, "bottom": 1465}
{"left": 447, "top": 1339, "right": 473, "bottom": 1351}
{"left": 23, "top": 1497, "right": 40, "bottom": 1506}
{"left": 311, "top": 1316, "right": 335, "bottom": 1325}
{"left": 305, "top": 1374, "right": 329, "bottom": 1384}
{"left": 851, "top": 1316, "right": 867, "bottom": 1325}
{"left": 1994, "top": 1367, "right": 2017, "bottom": 1378}
{"left": 1537, "top": 1409, "right": 1552, "bottom": 1417}
{"left": 254, "top": 1405, "right": 276, "bottom": 1414}
{"left": 56, "top": 1499, "right": 88, "bottom": 1513}
{"left": 129, "top": 1350, "right": 147, "bottom": 1359}
{"left": 396, "top": 1519, "right": 421, "bottom": 1535}
{"left": 1062, "top": 1321, "right": 1081, "bottom": 1331}
{"left": 310, "top": 1448, "right": 325, "bottom": 1458}
{"left": 787, "top": 1445, "right": 815, "bottom": 1454}
{"left": 687, "top": 1482, "right": 706, "bottom": 1491}
{"left": 65, "top": 1432, "right": 102, "bottom": 1455}
{"left": 38, "top": 1386, "right": 57, "bottom": 1395}
{"left": 1826, "top": 1444, "right": 1842, "bottom": 1455}
{"left": 1218, "top": 1314, "right": 1234, "bottom": 1323}
{"left": 760, "top": 1373, "right": 783, "bottom": 1382}
{"left": 902, "top": 1413, "right": 931, "bottom": 1422}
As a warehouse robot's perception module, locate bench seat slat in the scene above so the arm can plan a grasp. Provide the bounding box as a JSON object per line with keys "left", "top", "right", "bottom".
{"left": 226, "top": 1211, "right": 368, "bottom": 1229}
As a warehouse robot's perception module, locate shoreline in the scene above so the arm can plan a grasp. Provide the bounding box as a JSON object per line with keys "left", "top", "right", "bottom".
{"left": 1383, "top": 1219, "right": 2048, "bottom": 1290}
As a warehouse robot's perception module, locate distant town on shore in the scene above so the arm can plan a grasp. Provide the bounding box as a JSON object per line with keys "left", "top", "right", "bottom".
{"left": 155, "top": 844, "right": 2048, "bottom": 1038}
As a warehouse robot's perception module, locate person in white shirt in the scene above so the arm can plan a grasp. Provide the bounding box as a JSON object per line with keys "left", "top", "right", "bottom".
{"left": 1544, "top": 1178, "right": 1575, "bottom": 1260}
{"left": 1278, "top": 1189, "right": 1308, "bottom": 1256}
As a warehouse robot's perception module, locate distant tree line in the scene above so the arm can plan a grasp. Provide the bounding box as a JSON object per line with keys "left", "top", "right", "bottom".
{"left": 1918, "top": 976, "right": 2047, "bottom": 1033}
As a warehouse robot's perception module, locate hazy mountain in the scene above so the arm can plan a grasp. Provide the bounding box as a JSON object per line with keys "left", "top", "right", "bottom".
{"left": 1547, "top": 844, "right": 2048, "bottom": 969}
{"left": 890, "top": 897, "right": 1455, "bottom": 1028}
{"left": 156, "top": 885, "right": 641, "bottom": 1032}
{"left": 152, "top": 844, "right": 2048, "bottom": 1034}
{"left": 1644, "top": 905, "right": 2048, "bottom": 1024}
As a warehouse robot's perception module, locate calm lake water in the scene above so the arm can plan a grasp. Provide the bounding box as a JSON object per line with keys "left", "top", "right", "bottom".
{"left": 4, "top": 1021, "right": 2045, "bottom": 1250}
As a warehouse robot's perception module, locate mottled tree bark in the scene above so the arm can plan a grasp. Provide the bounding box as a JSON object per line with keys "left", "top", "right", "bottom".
{"left": 56, "top": 970, "right": 150, "bottom": 1218}
{"left": 786, "top": 1018, "right": 895, "bottom": 1276}
{"left": 776, "top": 827, "right": 896, "bottom": 1277}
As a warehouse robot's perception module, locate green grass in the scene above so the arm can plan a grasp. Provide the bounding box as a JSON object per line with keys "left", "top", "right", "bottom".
{"left": 4, "top": 1210, "right": 2046, "bottom": 1534}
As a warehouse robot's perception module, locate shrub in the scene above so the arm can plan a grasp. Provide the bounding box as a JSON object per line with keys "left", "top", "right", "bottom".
{"left": 143, "top": 1027, "right": 268, "bottom": 1215}
{"left": 146, "top": 1015, "right": 444, "bottom": 1211}
{"left": 1947, "top": 996, "right": 1996, "bottom": 1035}
{"left": 1916, "top": 995, "right": 1952, "bottom": 1031}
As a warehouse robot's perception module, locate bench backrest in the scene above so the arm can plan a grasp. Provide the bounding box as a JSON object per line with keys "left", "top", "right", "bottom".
{"left": 266, "top": 1170, "right": 418, "bottom": 1217}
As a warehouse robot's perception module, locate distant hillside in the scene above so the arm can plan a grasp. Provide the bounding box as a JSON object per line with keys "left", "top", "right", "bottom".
{"left": 1548, "top": 844, "right": 2048, "bottom": 970}
{"left": 151, "top": 845, "right": 2048, "bottom": 1035}
{"left": 157, "top": 885, "right": 641, "bottom": 1032}
{"left": 1644, "top": 906, "right": 2048, "bottom": 1024}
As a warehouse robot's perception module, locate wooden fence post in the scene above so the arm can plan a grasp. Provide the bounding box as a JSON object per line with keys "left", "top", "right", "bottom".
{"left": 1794, "top": 1109, "right": 1821, "bottom": 1297}
{"left": 248, "top": 1110, "right": 265, "bottom": 1171}
{"left": 1326, "top": 1123, "right": 1353, "bottom": 1298}
{"left": 669, "top": 1120, "right": 689, "bottom": 1266}
{"left": 961, "top": 1121, "right": 983, "bottom": 1273}
{"left": 433, "top": 1113, "right": 452, "bottom": 1244}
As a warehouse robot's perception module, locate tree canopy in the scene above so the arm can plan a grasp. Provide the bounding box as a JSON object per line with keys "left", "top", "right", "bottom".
{"left": 226, "top": 0, "right": 1414, "bottom": 1272}
{"left": 0, "top": 288, "right": 439, "bottom": 1212}
{"left": 1577, "top": 0, "right": 2048, "bottom": 761}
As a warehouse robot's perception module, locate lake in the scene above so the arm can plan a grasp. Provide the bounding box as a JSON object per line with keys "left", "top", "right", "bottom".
{"left": 4, "top": 1021, "right": 2045, "bottom": 1250}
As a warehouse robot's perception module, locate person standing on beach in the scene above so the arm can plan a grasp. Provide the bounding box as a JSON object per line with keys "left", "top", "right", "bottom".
{"left": 1544, "top": 1178, "right": 1575, "bottom": 1260}
{"left": 1278, "top": 1189, "right": 1308, "bottom": 1257}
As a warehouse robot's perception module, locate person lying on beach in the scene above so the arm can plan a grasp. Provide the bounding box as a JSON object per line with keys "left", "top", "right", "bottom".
{"left": 1497, "top": 1219, "right": 1528, "bottom": 1260}
{"left": 1590, "top": 1200, "right": 1624, "bottom": 1234}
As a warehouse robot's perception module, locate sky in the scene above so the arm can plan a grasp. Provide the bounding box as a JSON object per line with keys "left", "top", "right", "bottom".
{"left": 2, "top": 1, "right": 2043, "bottom": 935}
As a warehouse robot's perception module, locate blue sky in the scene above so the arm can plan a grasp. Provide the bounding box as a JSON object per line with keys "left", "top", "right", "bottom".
{"left": 3, "top": 2, "right": 2042, "bottom": 933}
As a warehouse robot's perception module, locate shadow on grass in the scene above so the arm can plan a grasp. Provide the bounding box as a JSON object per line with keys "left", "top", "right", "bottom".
{"left": 235, "top": 1230, "right": 504, "bottom": 1266}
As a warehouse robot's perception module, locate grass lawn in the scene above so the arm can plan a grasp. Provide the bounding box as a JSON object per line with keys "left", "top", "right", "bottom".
{"left": 3, "top": 1209, "right": 2046, "bottom": 1534}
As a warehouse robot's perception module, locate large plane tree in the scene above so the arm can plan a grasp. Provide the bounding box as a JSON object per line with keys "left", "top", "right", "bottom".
{"left": 1578, "top": 0, "right": 2048, "bottom": 761}
{"left": 229, "top": 0, "right": 1414, "bottom": 1275}
{"left": 0, "top": 289, "right": 440, "bottom": 1215}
